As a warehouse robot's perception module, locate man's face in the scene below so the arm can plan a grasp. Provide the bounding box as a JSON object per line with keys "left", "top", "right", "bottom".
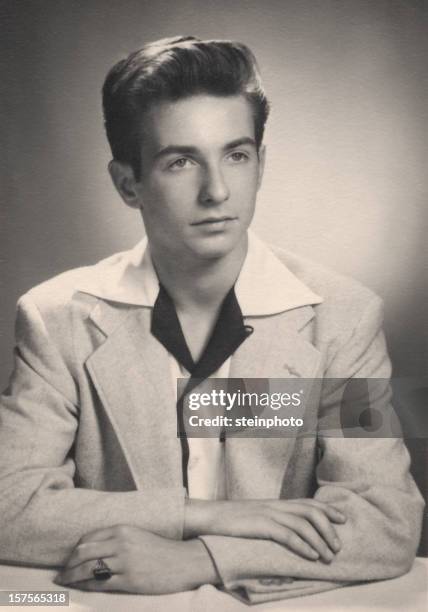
{"left": 133, "top": 94, "right": 265, "bottom": 263}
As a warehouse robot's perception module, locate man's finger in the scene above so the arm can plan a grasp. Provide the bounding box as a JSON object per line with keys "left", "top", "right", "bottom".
{"left": 64, "top": 540, "right": 117, "bottom": 570}
{"left": 274, "top": 503, "right": 341, "bottom": 554}
{"left": 299, "top": 507, "right": 341, "bottom": 553}
{"left": 299, "top": 500, "right": 347, "bottom": 523}
{"left": 271, "top": 511, "right": 335, "bottom": 562}
{"left": 279, "top": 501, "right": 343, "bottom": 551}
{"left": 286, "top": 499, "right": 347, "bottom": 522}
{"left": 267, "top": 523, "right": 320, "bottom": 561}
{"left": 55, "top": 556, "right": 119, "bottom": 586}
{"left": 321, "top": 505, "right": 347, "bottom": 524}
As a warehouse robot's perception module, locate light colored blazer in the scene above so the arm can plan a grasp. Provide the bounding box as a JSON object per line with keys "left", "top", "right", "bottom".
{"left": 0, "top": 235, "right": 423, "bottom": 603}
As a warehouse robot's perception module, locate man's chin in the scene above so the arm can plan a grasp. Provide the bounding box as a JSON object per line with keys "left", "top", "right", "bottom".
{"left": 186, "top": 232, "right": 245, "bottom": 261}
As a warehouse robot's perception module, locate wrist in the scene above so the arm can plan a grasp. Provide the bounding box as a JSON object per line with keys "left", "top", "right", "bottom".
{"left": 181, "top": 538, "right": 220, "bottom": 589}
{"left": 183, "top": 498, "right": 217, "bottom": 538}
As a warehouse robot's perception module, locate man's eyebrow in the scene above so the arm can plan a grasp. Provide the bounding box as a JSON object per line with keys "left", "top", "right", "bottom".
{"left": 153, "top": 145, "right": 198, "bottom": 160}
{"left": 153, "top": 137, "right": 257, "bottom": 161}
{"left": 223, "top": 137, "right": 257, "bottom": 150}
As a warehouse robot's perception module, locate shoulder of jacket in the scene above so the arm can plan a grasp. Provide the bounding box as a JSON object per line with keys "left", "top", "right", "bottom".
{"left": 270, "top": 244, "right": 383, "bottom": 328}
{"left": 20, "top": 249, "right": 129, "bottom": 316}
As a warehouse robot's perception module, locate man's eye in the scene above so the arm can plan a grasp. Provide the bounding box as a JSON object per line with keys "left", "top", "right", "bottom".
{"left": 227, "top": 151, "right": 249, "bottom": 163}
{"left": 168, "top": 158, "right": 194, "bottom": 171}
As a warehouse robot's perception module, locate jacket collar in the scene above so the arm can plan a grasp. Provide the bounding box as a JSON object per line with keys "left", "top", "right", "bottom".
{"left": 76, "top": 230, "right": 322, "bottom": 316}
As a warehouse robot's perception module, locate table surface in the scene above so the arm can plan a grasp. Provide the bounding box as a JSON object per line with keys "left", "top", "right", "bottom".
{"left": 0, "top": 558, "right": 426, "bottom": 611}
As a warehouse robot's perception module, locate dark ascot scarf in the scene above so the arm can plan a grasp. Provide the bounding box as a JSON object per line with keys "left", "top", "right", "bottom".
{"left": 151, "top": 283, "right": 253, "bottom": 491}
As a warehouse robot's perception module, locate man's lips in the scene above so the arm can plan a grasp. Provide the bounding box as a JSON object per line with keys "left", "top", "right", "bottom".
{"left": 191, "top": 216, "right": 236, "bottom": 226}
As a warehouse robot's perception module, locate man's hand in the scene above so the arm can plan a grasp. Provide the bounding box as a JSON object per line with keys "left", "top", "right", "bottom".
{"left": 185, "top": 498, "right": 346, "bottom": 562}
{"left": 54, "top": 526, "right": 219, "bottom": 594}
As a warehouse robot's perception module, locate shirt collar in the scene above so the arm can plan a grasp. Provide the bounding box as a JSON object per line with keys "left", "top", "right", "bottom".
{"left": 76, "top": 230, "right": 322, "bottom": 315}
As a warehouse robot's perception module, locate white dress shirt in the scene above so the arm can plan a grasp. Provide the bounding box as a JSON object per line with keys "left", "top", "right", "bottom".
{"left": 169, "top": 358, "right": 230, "bottom": 499}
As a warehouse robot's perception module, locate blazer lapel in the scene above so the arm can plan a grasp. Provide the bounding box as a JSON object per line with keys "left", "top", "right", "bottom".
{"left": 225, "top": 306, "right": 322, "bottom": 499}
{"left": 84, "top": 300, "right": 321, "bottom": 499}
{"left": 85, "top": 302, "right": 183, "bottom": 491}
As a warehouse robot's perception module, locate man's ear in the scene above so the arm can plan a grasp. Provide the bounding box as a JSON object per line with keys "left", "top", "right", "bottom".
{"left": 257, "top": 145, "right": 266, "bottom": 191}
{"left": 108, "top": 160, "right": 142, "bottom": 209}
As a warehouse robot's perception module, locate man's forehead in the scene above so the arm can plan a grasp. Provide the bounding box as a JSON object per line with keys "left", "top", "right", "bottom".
{"left": 140, "top": 94, "right": 256, "bottom": 150}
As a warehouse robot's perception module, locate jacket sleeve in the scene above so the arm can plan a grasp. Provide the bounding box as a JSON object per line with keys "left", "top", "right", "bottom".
{"left": 0, "top": 294, "right": 186, "bottom": 567}
{"left": 200, "top": 296, "right": 425, "bottom": 603}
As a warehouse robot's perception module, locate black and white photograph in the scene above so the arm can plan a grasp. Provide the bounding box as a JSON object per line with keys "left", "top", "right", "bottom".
{"left": 1, "top": 1, "right": 427, "bottom": 610}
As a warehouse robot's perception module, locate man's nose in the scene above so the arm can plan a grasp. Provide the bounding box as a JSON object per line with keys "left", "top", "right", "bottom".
{"left": 199, "top": 165, "right": 230, "bottom": 205}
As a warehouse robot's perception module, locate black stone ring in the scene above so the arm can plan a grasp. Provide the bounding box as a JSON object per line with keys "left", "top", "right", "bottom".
{"left": 92, "top": 558, "right": 113, "bottom": 581}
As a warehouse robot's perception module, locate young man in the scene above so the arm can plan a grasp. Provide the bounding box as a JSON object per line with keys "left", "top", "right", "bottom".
{"left": 0, "top": 36, "right": 423, "bottom": 603}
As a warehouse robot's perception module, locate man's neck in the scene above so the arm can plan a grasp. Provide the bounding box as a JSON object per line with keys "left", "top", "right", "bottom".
{"left": 149, "top": 235, "right": 248, "bottom": 315}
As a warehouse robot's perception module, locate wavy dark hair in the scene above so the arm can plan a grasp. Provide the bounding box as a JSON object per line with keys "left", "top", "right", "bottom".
{"left": 102, "top": 36, "right": 270, "bottom": 179}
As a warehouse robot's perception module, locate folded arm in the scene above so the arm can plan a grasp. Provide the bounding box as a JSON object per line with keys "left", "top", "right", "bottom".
{"left": 0, "top": 296, "right": 186, "bottom": 566}
{"left": 198, "top": 297, "right": 424, "bottom": 594}
{"left": 199, "top": 438, "right": 423, "bottom": 586}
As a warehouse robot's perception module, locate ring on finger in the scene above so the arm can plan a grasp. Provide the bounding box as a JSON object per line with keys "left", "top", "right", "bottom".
{"left": 92, "top": 558, "right": 113, "bottom": 581}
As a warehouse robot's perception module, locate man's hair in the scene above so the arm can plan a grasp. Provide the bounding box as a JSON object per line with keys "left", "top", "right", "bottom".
{"left": 102, "top": 36, "right": 270, "bottom": 180}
